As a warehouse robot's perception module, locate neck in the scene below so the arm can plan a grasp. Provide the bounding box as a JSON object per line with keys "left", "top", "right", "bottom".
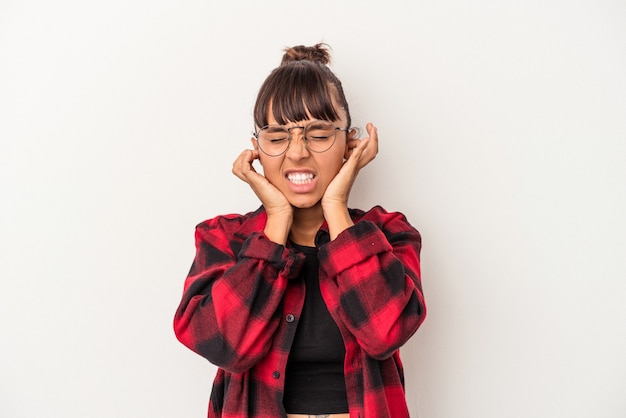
{"left": 289, "top": 203, "right": 325, "bottom": 247}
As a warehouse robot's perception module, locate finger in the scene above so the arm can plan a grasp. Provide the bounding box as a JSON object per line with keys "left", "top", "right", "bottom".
{"left": 350, "top": 136, "right": 377, "bottom": 170}
{"left": 343, "top": 123, "right": 378, "bottom": 165}
{"left": 365, "top": 122, "right": 378, "bottom": 144}
{"left": 232, "top": 149, "right": 257, "bottom": 181}
{"left": 365, "top": 122, "right": 378, "bottom": 139}
{"left": 362, "top": 123, "right": 379, "bottom": 158}
{"left": 232, "top": 150, "right": 249, "bottom": 175}
{"left": 353, "top": 137, "right": 370, "bottom": 156}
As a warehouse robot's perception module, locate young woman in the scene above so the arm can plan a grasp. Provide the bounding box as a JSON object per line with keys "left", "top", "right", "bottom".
{"left": 174, "top": 43, "right": 426, "bottom": 418}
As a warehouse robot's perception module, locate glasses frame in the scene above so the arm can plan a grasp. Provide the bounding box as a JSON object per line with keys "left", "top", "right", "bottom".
{"left": 253, "top": 120, "right": 349, "bottom": 157}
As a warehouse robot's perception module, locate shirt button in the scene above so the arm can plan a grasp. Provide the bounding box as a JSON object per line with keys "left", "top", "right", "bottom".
{"left": 286, "top": 314, "right": 295, "bottom": 323}
{"left": 272, "top": 371, "right": 280, "bottom": 379}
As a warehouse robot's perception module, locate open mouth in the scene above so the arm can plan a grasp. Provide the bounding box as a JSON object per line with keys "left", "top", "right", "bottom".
{"left": 287, "top": 172, "right": 315, "bottom": 185}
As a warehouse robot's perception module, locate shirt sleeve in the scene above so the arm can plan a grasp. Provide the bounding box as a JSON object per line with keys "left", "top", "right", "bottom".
{"left": 173, "top": 216, "right": 304, "bottom": 373}
{"left": 318, "top": 208, "right": 426, "bottom": 360}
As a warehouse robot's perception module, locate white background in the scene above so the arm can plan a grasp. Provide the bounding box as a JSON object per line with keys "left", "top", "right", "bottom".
{"left": 1, "top": 1, "right": 625, "bottom": 417}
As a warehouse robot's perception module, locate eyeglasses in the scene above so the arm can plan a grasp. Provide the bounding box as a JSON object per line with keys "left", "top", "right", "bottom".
{"left": 254, "top": 120, "right": 348, "bottom": 157}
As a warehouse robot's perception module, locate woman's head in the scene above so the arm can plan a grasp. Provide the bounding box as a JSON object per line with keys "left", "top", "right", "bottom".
{"left": 250, "top": 44, "right": 355, "bottom": 210}
{"left": 253, "top": 43, "right": 351, "bottom": 130}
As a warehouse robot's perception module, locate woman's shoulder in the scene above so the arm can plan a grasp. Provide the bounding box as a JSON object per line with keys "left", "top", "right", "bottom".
{"left": 195, "top": 206, "right": 267, "bottom": 236}
{"left": 350, "top": 205, "right": 410, "bottom": 223}
{"left": 350, "top": 205, "right": 419, "bottom": 235}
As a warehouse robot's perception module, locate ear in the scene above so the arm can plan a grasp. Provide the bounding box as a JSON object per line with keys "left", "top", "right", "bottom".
{"left": 344, "top": 128, "right": 357, "bottom": 160}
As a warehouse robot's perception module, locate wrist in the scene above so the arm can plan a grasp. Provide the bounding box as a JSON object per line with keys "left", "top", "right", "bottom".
{"left": 264, "top": 210, "right": 293, "bottom": 245}
{"left": 323, "top": 204, "right": 353, "bottom": 241}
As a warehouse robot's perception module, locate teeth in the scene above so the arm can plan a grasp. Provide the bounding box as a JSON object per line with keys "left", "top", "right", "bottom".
{"left": 287, "top": 173, "right": 314, "bottom": 184}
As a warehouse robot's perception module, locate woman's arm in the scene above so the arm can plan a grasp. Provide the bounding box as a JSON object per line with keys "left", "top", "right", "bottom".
{"left": 319, "top": 207, "right": 426, "bottom": 360}
{"left": 173, "top": 215, "right": 303, "bottom": 373}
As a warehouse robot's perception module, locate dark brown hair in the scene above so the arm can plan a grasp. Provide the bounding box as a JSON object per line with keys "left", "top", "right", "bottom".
{"left": 253, "top": 43, "right": 351, "bottom": 129}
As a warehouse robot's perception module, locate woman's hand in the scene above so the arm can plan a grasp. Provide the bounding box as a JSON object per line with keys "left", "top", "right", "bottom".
{"left": 232, "top": 148, "right": 293, "bottom": 244}
{"left": 322, "top": 122, "right": 379, "bottom": 208}
{"left": 322, "top": 122, "right": 379, "bottom": 239}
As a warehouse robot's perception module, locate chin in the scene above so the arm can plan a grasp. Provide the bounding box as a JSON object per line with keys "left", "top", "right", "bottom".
{"left": 288, "top": 198, "right": 322, "bottom": 210}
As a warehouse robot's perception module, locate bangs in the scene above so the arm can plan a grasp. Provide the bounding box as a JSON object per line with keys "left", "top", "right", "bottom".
{"left": 254, "top": 63, "right": 342, "bottom": 128}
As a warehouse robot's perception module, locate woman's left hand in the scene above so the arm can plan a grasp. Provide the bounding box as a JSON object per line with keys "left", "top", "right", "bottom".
{"left": 322, "top": 122, "right": 379, "bottom": 211}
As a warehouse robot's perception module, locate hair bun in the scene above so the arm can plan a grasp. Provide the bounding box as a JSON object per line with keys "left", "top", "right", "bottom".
{"left": 281, "top": 43, "right": 331, "bottom": 65}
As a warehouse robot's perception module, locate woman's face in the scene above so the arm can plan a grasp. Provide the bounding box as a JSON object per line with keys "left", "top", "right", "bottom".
{"left": 252, "top": 105, "right": 349, "bottom": 209}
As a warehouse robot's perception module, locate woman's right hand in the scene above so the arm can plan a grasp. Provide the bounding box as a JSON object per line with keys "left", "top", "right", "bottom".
{"left": 232, "top": 148, "right": 293, "bottom": 244}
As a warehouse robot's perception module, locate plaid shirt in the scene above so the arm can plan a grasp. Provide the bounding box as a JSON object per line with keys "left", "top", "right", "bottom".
{"left": 174, "top": 205, "right": 426, "bottom": 417}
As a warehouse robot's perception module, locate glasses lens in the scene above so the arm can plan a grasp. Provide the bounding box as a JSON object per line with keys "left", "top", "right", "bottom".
{"left": 304, "top": 121, "right": 337, "bottom": 153}
{"left": 258, "top": 126, "right": 290, "bottom": 156}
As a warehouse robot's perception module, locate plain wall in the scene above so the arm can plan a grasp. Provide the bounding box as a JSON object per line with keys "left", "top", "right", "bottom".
{"left": 1, "top": 1, "right": 625, "bottom": 417}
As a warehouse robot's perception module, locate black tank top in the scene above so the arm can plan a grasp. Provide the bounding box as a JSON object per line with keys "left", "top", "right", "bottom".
{"left": 283, "top": 242, "right": 348, "bottom": 414}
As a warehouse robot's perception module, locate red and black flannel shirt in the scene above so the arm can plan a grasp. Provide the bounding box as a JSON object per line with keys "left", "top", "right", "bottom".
{"left": 174, "top": 205, "right": 426, "bottom": 417}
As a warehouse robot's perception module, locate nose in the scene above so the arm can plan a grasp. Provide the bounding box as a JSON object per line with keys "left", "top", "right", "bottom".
{"left": 285, "top": 127, "right": 310, "bottom": 160}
